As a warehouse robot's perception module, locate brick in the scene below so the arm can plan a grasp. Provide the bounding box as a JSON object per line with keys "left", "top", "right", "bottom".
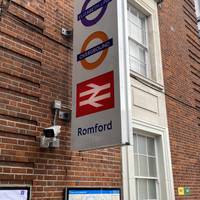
{"left": 159, "top": 0, "right": 200, "bottom": 199}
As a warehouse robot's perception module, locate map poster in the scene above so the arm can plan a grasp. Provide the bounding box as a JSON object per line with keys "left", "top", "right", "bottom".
{"left": 65, "top": 188, "right": 121, "bottom": 200}
{"left": 0, "top": 187, "right": 30, "bottom": 200}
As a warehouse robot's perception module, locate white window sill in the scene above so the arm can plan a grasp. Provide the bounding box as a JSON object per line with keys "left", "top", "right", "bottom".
{"left": 130, "top": 70, "right": 164, "bottom": 92}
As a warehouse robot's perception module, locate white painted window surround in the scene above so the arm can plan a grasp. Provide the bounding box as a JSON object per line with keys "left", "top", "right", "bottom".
{"left": 134, "top": 134, "right": 158, "bottom": 200}
{"left": 127, "top": 0, "right": 163, "bottom": 84}
{"left": 194, "top": 0, "right": 200, "bottom": 35}
{"left": 128, "top": 4, "right": 150, "bottom": 77}
{"left": 122, "top": 1, "right": 175, "bottom": 200}
{"left": 123, "top": 122, "right": 175, "bottom": 200}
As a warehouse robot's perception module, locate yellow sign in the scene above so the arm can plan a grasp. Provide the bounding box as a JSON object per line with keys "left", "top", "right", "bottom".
{"left": 178, "top": 187, "right": 185, "bottom": 196}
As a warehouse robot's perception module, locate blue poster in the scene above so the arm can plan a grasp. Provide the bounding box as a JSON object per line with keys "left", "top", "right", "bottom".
{"left": 67, "top": 188, "right": 120, "bottom": 200}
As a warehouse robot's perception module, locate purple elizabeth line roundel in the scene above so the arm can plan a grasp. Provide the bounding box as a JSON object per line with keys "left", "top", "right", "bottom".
{"left": 80, "top": 0, "right": 110, "bottom": 27}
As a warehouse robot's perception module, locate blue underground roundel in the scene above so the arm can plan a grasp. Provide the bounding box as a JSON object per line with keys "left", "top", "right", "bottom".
{"left": 78, "top": 0, "right": 112, "bottom": 27}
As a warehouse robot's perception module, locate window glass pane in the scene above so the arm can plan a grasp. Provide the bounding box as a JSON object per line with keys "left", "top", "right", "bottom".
{"left": 137, "top": 179, "right": 148, "bottom": 200}
{"left": 139, "top": 14, "right": 145, "bottom": 28}
{"left": 139, "top": 47, "right": 146, "bottom": 62}
{"left": 139, "top": 47, "right": 147, "bottom": 76}
{"left": 138, "top": 135, "right": 147, "bottom": 155}
{"left": 134, "top": 134, "right": 158, "bottom": 200}
{"left": 133, "top": 134, "right": 138, "bottom": 153}
{"left": 197, "top": 0, "right": 200, "bottom": 12}
{"left": 128, "top": 5, "right": 137, "bottom": 19}
{"left": 139, "top": 155, "right": 148, "bottom": 176}
{"left": 136, "top": 179, "right": 140, "bottom": 200}
{"left": 139, "top": 65, "right": 146, "bottom": 77}
{"left": 128, "top": 4, "right": 147, "bottom": 46}
{"left": 139, "top": 17, "right": 146, "bottom": 45}
{"left": 148, "top": 157, "right": 157, "bottom": 177}
{"left": 128, "top": 3, "right": 150, "bottom": 78}
{"left": 134, "top": 155, "right": 139, "bottom": 176}
{"left": 128, "top": 20, "right": 132, "bottom": 36}
{"left": 129, "top": 39, "right": 147, "bottom": 75}
{"left": 148, "top": 179, "right": 157, "bottom": 199}
{"left": 129, "top": 40, "right": 139, "bottom": 58}
{"left": 128, "top": 23, "right": 142, "bottom": 44}
{"left": 199, "top": 0, "right": 200, "bottom": 9}
{"left": 147, "top": 137, "right": 155, "bottom": 156}
{"left": 128, "top": 22, "right": 136, "bottom": 40}
{"left": 130, "top": 56, "right": 140, "bottom": 73}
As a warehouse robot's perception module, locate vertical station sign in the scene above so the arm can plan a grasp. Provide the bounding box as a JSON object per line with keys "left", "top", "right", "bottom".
{"left": 72, "top": 0, "right": 131, "bottom": 150}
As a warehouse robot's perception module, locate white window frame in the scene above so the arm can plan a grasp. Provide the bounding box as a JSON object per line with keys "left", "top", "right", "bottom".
{"left": 128, "top": 3, "right": 152, "bottom": 78}
{"left": 133, "top": 133, "right": 160, "bottom": 200}
{"left": 122, "top": 121, "right": 175, "bottom": 200}
{"left": 127, "top": 0, "right": 164, "bottom": 85}
{"left": 121, "top": 1, "right": 175, "bottom": 200}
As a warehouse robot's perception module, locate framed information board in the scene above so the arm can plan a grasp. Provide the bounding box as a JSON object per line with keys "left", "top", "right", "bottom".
{"left": 0, "top": 187, "right": 30, "bottom": 200}
{"left": 65, "top": 188, "right": 121, "bottom": 200}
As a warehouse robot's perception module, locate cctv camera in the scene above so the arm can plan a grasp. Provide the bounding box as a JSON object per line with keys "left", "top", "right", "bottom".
{"left": 43, "top": 125, "right": 61, "bottom": 138}
{"left": 61, "top": 28, "right": 73, "bottom": 37}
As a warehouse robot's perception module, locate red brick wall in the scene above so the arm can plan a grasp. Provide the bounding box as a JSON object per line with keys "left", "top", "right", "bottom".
{"left": 0, "top": 0, "right": 122, "bottom": 199}
{"left": 159, "top": 0, "right": 200, "bottom": 199}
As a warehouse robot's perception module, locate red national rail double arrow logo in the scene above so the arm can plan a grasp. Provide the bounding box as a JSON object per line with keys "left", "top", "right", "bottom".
{"left": 76, "top": 71, "right": 115, "bottom": 117}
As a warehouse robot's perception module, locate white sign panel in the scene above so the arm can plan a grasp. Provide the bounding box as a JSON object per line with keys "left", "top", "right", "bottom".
{"left": 0, "top": 188, "right": 29, "bottom": 200}
{"left": 72, "top": 0, "right": 131, "bottom": 150}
